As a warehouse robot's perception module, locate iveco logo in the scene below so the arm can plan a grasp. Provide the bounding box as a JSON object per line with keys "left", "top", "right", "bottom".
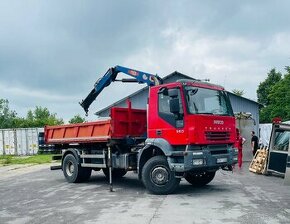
{"left": 214, "top": 120, "right": 224, "bottom": 125}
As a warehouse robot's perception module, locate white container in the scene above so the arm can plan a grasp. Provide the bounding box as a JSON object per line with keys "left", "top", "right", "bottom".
{"left": 0, "top": 128, "right": 43, "bottom": 155}
{"left": 15, "top": 129, "right": 27, "bottom": 155}
{"left": 0, "top": 131, "right": 4, "bottom": 155}
{"left": 4, "top": 130, "right": 16, "bottom": 155}
{"left": 26, "top": 128, "right": 39, "bottom": 155}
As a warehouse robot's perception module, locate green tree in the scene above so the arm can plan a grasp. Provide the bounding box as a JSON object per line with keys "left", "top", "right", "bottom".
{"left": 257, "top": 68, "right": 282, "bottom": 106}
{"left": 267, "top": 68, "right": 290, "bottom": 121}
{"left": 259, "top": 67, "right": 290, "bottom": 123}
{"left": 0, "top": 99, "right": 17, "bottom": 128}
{"left": 232, "top": 89, "right": 245, "bottom": 96}
{"left": 25, "top": 106, "right": 64, "bottom": 127}
{"left": 12, "top": 117, "right": 29, "bottom": 128}
{"left": 69, "top": 114, "right": 86, "bottom": 124}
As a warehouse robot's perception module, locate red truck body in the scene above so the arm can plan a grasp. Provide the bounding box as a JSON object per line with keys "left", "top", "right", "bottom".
{"left": 45, "top": 107, "right": 147, "bottom": 144}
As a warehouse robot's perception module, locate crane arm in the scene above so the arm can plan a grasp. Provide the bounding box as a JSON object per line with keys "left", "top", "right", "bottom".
{"left": 80, "top": 65, "right": 163, "bottom": 114}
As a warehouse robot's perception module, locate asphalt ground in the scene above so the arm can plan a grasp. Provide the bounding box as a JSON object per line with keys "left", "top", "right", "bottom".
{"left": 0, "top": 163, "right": 289, "bottom": 224}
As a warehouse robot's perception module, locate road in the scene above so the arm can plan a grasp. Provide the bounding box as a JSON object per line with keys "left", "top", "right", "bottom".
{"left": 0, "top": 163, "right": 289, "bottom": 224}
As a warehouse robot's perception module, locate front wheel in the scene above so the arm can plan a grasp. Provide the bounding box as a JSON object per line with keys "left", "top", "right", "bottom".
{"left": 142, "top": 156, "right": 180, "bottom": 195}
{"left": 184, "top": 171, "right": 216, "bottom": 187}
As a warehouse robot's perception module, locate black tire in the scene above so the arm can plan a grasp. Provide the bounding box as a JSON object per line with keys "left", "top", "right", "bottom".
{"left": 142, "top": 156, "right": 180, "bottom": 195}
{"left": 62, "top": 154, "right": 91, "bottom": 183}
{"left": 102, "top": 168, "right": 127, "bottom": 179}
{"left": 81, "top": 167, "right": 92, "bottom": 182}
{"left": 184, "top": 171, "right": 216, "bottom": 187}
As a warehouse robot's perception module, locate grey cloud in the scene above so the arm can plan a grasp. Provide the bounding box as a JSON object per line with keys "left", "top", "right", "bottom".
{"left": 0, "top": 0, "right": 290, "bottom": 120}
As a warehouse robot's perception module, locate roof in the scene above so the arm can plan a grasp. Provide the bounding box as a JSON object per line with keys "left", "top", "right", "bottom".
{"left": 161, "top": 71, "right": 193, "bottom": 80}
{"left": 227, "top": 92, "right": 263, "bottom": 108}
{"left": 95, "top": 71, "right": 261, "bottom": 115}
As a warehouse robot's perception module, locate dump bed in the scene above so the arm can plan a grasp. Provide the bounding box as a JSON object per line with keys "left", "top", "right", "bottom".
{"left": 45, "top": 107, "right": 147, "bottom": 144}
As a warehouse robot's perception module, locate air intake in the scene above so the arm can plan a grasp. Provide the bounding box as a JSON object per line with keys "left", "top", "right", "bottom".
{"left": 205, "top": 131, "right": 230, "bottom": 141}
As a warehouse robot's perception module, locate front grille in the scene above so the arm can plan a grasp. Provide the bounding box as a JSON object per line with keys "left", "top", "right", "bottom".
{"left": 205, "top": 131, "right": 230, "bottom": 141}
{"left": 210, "top": 150, "right": 228, "bottom": 155}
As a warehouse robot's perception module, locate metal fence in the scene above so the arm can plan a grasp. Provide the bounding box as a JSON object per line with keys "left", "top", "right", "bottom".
{"left": 0, "top": 128, "right": 44, "bottom": 155}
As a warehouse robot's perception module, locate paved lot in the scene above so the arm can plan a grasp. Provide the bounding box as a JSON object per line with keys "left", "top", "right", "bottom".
{"left": 0, "top": 163, "right": 290, "bottom": 224}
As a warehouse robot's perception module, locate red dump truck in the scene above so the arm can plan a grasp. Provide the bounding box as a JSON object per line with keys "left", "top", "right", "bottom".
{"left": 46, "top": 65, "right": 238, "bottom": 194}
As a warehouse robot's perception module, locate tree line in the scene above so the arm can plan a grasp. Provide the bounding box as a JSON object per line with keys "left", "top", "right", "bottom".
{"left": 0, "top": 99, "right": 85, "bottom": 129}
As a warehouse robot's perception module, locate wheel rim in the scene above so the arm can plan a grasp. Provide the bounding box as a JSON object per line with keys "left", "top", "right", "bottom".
{"left": 151, "top": 166, "right": 169, "bottom": 185}
{"left": 66, "top": 161, "right": 74, "bottom": 177}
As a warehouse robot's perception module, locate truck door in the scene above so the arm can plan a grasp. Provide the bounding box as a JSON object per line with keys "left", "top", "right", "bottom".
{"left": 267, "top": 124, "right": 290, "bottom": 174}
{"left": 152, "top": 87, "right": 187, "bottom": 145}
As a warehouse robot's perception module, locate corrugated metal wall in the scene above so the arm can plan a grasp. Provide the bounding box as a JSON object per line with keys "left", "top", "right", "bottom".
{"left": 228, "top": 93, "right": 260, "bottom": 135}
{"left": 0, "top": 128, "right": 43, "bottom": 155}
{"left": 228, "top": 93, "right": 260, "bottom": 161}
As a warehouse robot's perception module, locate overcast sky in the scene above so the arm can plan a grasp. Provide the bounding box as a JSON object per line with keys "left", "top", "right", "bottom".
{"left": 1, "top": 1, "right": 290, "bottom": 122}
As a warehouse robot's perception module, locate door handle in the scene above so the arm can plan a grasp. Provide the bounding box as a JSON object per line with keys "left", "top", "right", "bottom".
{"left": 156, "top": 130, "right": 162, "bottom": 136}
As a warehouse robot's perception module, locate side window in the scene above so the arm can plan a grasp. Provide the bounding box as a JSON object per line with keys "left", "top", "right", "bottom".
{"left": 273, "top": 131, "right": 290, "bottom": 152}
{"left": 158, "top": 88, "right": 184, "bottom": 127}
{"left": 158, "top": 94, "right": 171, "bottom": 114}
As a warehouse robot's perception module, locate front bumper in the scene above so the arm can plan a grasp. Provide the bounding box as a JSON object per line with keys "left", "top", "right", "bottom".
{"left": 167, "top": 146, "right": 238, "bottom": 173}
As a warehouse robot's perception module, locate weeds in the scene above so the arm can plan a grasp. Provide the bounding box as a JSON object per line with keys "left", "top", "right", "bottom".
{"left": 0, "top": 154, "right": 54, "bottom": 165}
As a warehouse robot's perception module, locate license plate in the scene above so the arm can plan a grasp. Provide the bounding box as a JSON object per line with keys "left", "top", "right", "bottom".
{"left": 217, "top": 158, "right": 227, "bottom": 163}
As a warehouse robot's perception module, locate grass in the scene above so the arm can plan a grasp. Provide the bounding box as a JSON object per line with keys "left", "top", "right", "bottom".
{"left": 0, "top": 154, "right": 55, "bottom": 166}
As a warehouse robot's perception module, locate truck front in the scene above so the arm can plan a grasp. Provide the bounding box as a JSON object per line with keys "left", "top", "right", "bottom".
{"left": 147, "top": 79, "right": 238, "bottom": 175}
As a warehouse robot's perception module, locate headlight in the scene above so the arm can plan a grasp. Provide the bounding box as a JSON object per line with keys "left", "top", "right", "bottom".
{"left": 192, "top": 159, "right": 204, "bottom": 166}
{"left": 217, "top": 158, "right": 228, "bottom": 163}
{"left": 192, "top": 152, "right": 203, "bottom": 156}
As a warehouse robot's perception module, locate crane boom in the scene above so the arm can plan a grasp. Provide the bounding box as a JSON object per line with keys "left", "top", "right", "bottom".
{"left": 80, "top": 65, "right": 163, "bottom": 114}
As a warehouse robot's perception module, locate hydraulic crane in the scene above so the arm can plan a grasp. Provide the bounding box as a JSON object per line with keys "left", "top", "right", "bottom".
{"left": 80, "top": 65, "right": 163, "bottom": 114}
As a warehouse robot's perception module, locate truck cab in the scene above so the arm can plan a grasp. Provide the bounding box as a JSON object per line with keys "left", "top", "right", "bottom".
{"left": 138, "top": 79, "right": 237, "bottom": 193}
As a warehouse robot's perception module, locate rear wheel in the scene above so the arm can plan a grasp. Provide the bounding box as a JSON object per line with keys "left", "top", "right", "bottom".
{"left": 102, "top": 168, "right": 127, "bottom": 179}
{"left": 62, "top": 154, "right": 92, "bottom": 183}
{"left": 142, "top": 156, "right": 180, "bottom": 195}
{"left": 184, "top": 171, "right": 216, "bottom": 186}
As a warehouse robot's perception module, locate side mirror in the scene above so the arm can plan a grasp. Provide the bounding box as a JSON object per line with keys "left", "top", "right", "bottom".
{"left": 169, "top": 98, "right": 180, "bottom": 114}
{"left": 158, "top": 87, "right": 168, "bottom": 95}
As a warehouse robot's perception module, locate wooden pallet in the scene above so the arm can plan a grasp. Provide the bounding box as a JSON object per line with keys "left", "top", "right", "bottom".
{"left": 249, "top": 146, "right": 268, "bottom": 174}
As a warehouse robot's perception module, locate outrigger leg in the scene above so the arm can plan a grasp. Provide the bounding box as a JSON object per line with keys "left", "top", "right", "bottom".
{"left": 108, "top": 146, "right": 114, "bottom": 192}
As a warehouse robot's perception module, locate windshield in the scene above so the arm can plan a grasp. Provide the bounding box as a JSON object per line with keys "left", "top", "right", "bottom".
{"left": 185, "top": 86, "right": 233, "bottom": 116}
